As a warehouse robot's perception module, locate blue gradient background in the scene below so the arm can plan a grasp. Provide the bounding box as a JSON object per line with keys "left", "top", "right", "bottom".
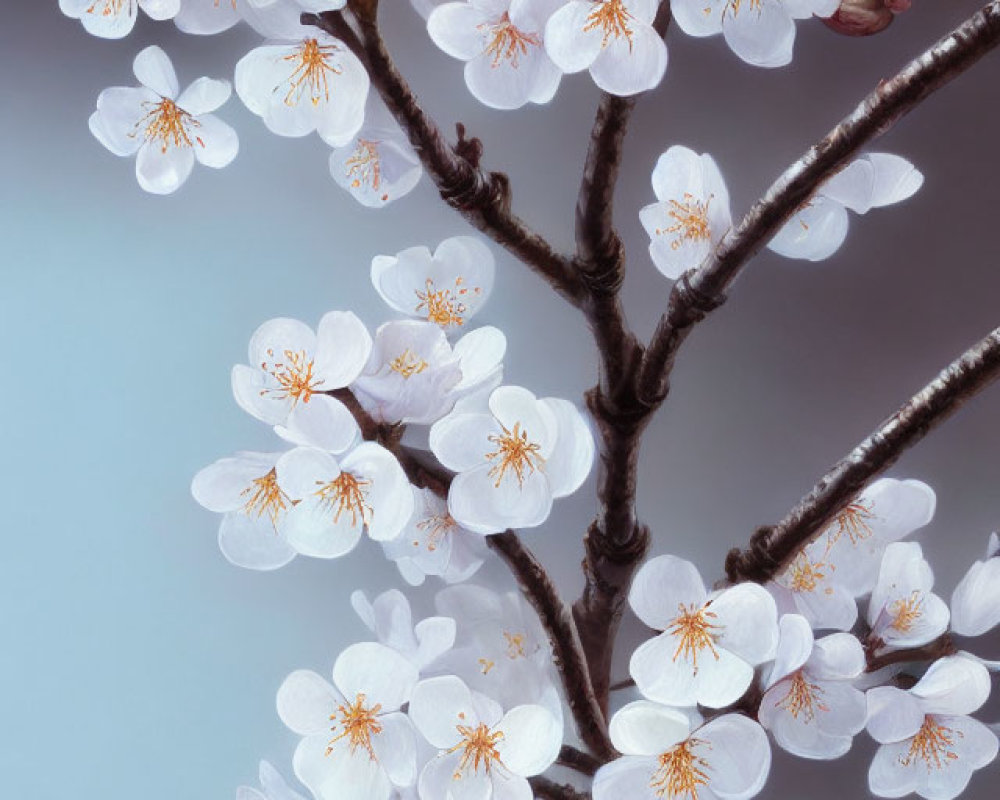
{"left": 2, "top": 1, "right": 999, "bottom": 797}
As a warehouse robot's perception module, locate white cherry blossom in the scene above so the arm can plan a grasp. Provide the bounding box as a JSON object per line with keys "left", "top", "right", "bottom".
{"left": 628, "top": 554, "right": 779, "bottom": 708}
{"left": 430, "top": 385, "right": 595, "bottom": 534}
{"left": 278, "top": 445, "right": 413, "bottom": 559}
{"left": 231, "top": 312, "right": 371, "bottom": 442}
{"left": 768, "top": 152, "right": 924, "bottom": 261}
{"left": 868, "top": 542, "right": 950, "bottom": 652}
{"left": 330, "top": 96, "right": 422, "bottom": 207}
{"left": 769, "top": 478, "right": 936, "bottom": 629}
{"left": 60, "top": 0, "right": 179, "bottom": 39}
{"left": 759, "top": 614, "right": 867, "bottom": 759}
{"left": 237, "top": 760, "right": 307, "bottom": 800}
{"left": 639, "top": 145, "right": 732, "bottom": 280}
{"left": 381, "top": 487, "right": 488, "bottom": 585}
{"left": 371, "top": 237, "right": 495, "bottom": 331}
{"left": 278, "top": 643, "right": 420, "bottom": 800}
{"left": 191, "top": 450, "right": 298, "bottom": 570}
{"left": 673, "top": 0, "right": 839, "bottom": 69}
{"left": 950, "top": 532, "right": 1000, "bottom": 637}
{"left": 235, "top": 26, "right": 369, "bottom": 147}
{"left": 350, "top": 589, "right": 457, "bottom": 674}
{"left": 408, "top": 675, "right": 562, "bottom": 799}
{"left": 88, "top": 45, "right": 238, "bottom": 194}
{"left": 428, "top": 0, "right": 564, "bottom": 109}
{"left": 866, "top": 655, "right": 998, "bottom": 800}
{"left": 595, "top": 705, "right": 771, "bottom": 800}
{"left": 545, "top": 0, "right": 668, "bottom": 96}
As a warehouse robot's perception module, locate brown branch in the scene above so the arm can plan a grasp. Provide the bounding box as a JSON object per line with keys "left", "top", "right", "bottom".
{"left": 557, "top": 745, "right": 602, "bottom": 777}
{"left": 488, "top": 531, "right": 616, "bottom": 761}
{"left": 302, "top": 4, "right": 583, "bottom": 306}
{"left": 529, "top": 776, "right": 592, "bottom": 800}
{"left": 638, "top": 0, "right": 1000, "bottom": 405}
{"left": 866, "top": 634, "right": 956, "bottom": 673}
{"left": 726, "top": 325, "right": 1000, "bottom": 584}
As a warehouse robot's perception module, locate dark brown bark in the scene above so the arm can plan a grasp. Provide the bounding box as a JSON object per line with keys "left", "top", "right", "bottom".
{"left": 529, "top": 776, "right": 592, "bottom": 800}
{"left": 866, "top": 634, "right": 956, "bottom": 673}
{"left": 726, "top": 326, "right": 1000, "bottom": 584}
{"left": 557, "top": 745, "right": 602, "bottom": 777}
{"left": 638, "top": 1, "right": 1000, "bottom": 405}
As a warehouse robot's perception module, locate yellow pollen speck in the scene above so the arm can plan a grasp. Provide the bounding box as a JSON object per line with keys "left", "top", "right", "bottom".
{"left": 901, "top": 717, "right": 962, "bottom": 770}
{"left": 827, "top": 501, "right": 876, "bottom": 548}
{"left": 241, "top": 467, "right": 290, "bottom": 529}
{"left": 259, "top": 348, "right": 324, "bottom": 406}
{"left": 480, "top": 12, "right": 542, "bottom": 68}
{"left": 784, "top": 553, "right": 830, "bottom": 594}
{"left": 133, "top": 97, "right": 203, "bottom": 154}
{"left": 889, "top": 591, "right": 924, "bottom": 633}
{"left": 87, "top": 0, "right": 130, "bottom": 17}
{"left": 485, "top": 421, "right": 545, "bottom": 488}
{"left": 657, "top": 194, "right": 712, "bottom": 251}
{"left": 584, "top": 0, "right": 634, "bottom": 50}
{"left": 503, "top": 631, "right": 527, "bottom": 659}
{"left": 650, "top": 738, "right": 711, "bottom": 799}
{"left": 724, "top": 0, "right": 763, "bottom": 19}
{"left": 389, "top": 349, "right": 430, "bottom": 379}
{"left": 415, "top": 277, "right": 480, "bottom": 328}
{"left": 448, "top": 722, "right": 505, "bottom": 778}
{"left": 416, "top": 513, "right": 457, "bottom": 552}
{"left": 346, "top": 138, "right": 382, "bottom": 191}
{"left": 667, "top": 603, "right": 721, "bottom": 674}
{"left": 315, "top": 472, "right": 372, "bottom": 527}
{"left": 776, "top": 672, "right": 829, "bottom": 722}
{"left": 478, "top": 657, "right": 496, "bottom": 675}
{"left": 283, "top": 38, "right": 342, "bottom": 107}
{"left": 326, "top": 693, "right": 383, "bottom": 759}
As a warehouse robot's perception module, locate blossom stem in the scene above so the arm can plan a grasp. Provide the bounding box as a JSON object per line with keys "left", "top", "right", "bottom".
{"left": 726, "top": 325, "right": 1000, "bottom": 584}
{"left": 557, "top": 744, "right": 603, "bottom": 776}
{"left": 637, "top": 0, "right": 1000, "bottom": 405}
{"left": 866, "top": 634, "right": 956, "bottom": 673}
{"left": 529, "top": 776, "right": 592, "bottom": 800}
{"left": 302, "top": 5, "right": 583, "bottom": 306}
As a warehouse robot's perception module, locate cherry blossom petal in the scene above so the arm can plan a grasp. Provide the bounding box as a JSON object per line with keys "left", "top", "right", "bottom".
{"left": 868, "top": 738, "right": 921, "bottom": 798}
{"left": 431, "top": 413, "right": 503, "bottom": 472}
{"left": 538, "top": 397, "right": 594, "bottom": 498}
{"left": 340, "top": 443, "right": 413, "bottom": 541}
{"left": 589, "top": 23, "right": 667, "bottom": 96}
{"left": 951, "top": 554, "right": 1000, "bottom": 636}
{"left": 133, "top": 45, "right": 180, "bottom": 98}
{"left": 294, "top": 733, "right": 393, "bottom": 800}
{"left": 867, "top": 686, "right": 923, "bottom": 744}
{"left": 258, "top": 760, "right": 307, "bottom": 800}
{"left": 409, "top": 675, "right": 480, "bottom": 748}
{"left": 672, "top": 0, "right": 726, "bottom": 36}
{"left": 489, "top": 386, "right": 558, "bottom": 457}
{"left": 71, "top": 0, "right": 139, "bottom": 39}
{"left": 453, "top": 326, "right": 506, "bottom": 391}
{"left": 609, "top": 701, "right": 691, "bottom": 756}
{"left": 191, "top": 452, "right": 278, "bottom": 512}
{"left": 722, "top": 1, "right": 796, "bottom": 68}
{"left": 419, "top": 750, "right": 492, "bottom": 800}
{"left": 135, "top": 141, "right": 196, "bottom": 195}
{"left": 277, "top": 669, "right": 340, "bottom": 736}
{"left": 371, "top": 712, "right": 418, "bottom": 788}
{"left": 766, "top": 613, "right": 814, "bottom": 688}
{"left": 276, "top": 394, "right": 361, "bottom": 454}
{"left": 449, "top": 464, "right": 553, "bottom": 533}
{"left": 867, "top": 153, "right": 924, "bottom": 208}
{"left": 592, "top": 756, "right": 661, "bottom": 800}
{"left": 910, "top": 656, "right": 991, "bottom": 717}
{"left": 494, "top": 705, "right": 562, "bottom": 776}
{"left": 629, "top": 554, "right": 708, "bottom": 630}
{"left": 699, "top": 714, "right": 771, "bottom": 799}
{"left": 544, "top": 1, "right": 605, "bottom": 73}
{"left": 218, "top": 511, "right": 296, "bottom": 570}
{"left": 334, "top": 642, "right": 419, "bottom": 710}
{"left": 427, "top": 3, "right": 492, "bottom": 60}
{"left": 89, "top": 87, "right": 150, "bottom": 156}
{"left": 192, "top": 114, "right": 239, "bottom": 168}
{"left": 711, "top": 582, "right": 778, "bottom": 664}
{"left": 174, "top": 0, "right": 241, "bottom": 35}
{"left": 767, "top": 195, "right": 849, "bottom": 261}
{"left": 810, "top": 633, "right": 866, "bottom": 680}
{"left": 821, "top": 157, "right": 876, "bottom": 214}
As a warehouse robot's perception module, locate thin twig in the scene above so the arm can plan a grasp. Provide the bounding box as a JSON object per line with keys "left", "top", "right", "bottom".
{"left": 557, "top": 745, "right": 602, "bottom": 777}
{"left": 302, "top": 4, "right": 583, "bottom": 306}
{"left": 530, "top": 776, "right": 592, "bottom": 800}
{"left": 608, "top": 677, "right": 636, "bottom": 692}
{"left": 866, "top": 635, "right": 956, "bottom": 673}
{"left": 638, "top": 1, "right": 1000, "bottom": 405}
{"left": 726, "top": 325, "right": 1000, "bottom": 584}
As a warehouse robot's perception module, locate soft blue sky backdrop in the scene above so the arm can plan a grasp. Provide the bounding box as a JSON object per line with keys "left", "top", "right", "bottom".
{"left": 2, "top": 1, "right": 999, "bottom": 798}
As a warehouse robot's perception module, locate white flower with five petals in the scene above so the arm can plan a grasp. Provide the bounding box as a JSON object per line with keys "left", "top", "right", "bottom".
{"left": 88, "top": 46, "right": 238, "bottom": 194}
{"left": 545, "top": 0, "right": 668, "bottom": 96}
{"left": 639, "top": 145, "right": 732, "bottom": 280}
{"left": 867, "top": 541, "right": 950, "bottom": 652}
{"left": 60, "top": 0, "right": 179, "bottom": 39}
{"left": 430, "top": 385, "right": 594, "bottom": 534}
{"left": 350, "top": 589, "right": 457, "bottom": 674}
{"left": 866, "top": 655, "right": 998, "bottom": 800}
{"left": 768, "top": 152, "right": 923, "bottom": 261}
{"left": 594, "top": 704, "right": 771, "bottom": 800}
{"left": 277, "top": 643, "right": 420, "bottom": 800}
{"left": 428, "top": 0, "right": 564, "bottom": 109}
{"left": 950, "top": 532, "right": 1000, "bottom": 637}
{"left": 628, "top": 554, "right": 779, "bottom": 708}
{"left": 408, "top": 675, "right": 562, "bottom": 800}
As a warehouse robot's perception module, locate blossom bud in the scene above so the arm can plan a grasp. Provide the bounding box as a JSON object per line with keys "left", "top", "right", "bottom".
{"left": 824, "top": 0, "right": 911, "bottom": 37}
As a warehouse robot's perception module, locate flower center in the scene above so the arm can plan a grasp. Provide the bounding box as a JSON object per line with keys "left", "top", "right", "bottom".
{"left": 449, "top": 722, "right": 505, "bottom": 778}
{"left": 87, "top": 0, "right": 130, "bottom": 17}
{"left": 666, "top": 603, "right": 721, "bottom": 673}
{"left": 828, "top": 501, "right": 875, "bottom": 547}
{"left": 478, "top": 657, "right": 496, "bottom": 674}
{"left": 783, "top": 553, "right": 831, "bottom": 594}
{"left": 326, "top": 693, "right": 383, "bottom": 759}
{"left": 583, "top": 0, "right": 634, "bottom": 50}
{"left": 889, "top": 590, "right": 924, "bottom": 633}
{"left": 345, "top": 139, "right": 384, "bottom": 198}
{"left": 503, "top": 631, "right": 528, "bottom": 659}
{"left": 259, "top": 348, "right": 324, "bottom": 406}
{"left": 776, "top": 672, "right": 829, "bottom": 722}
{"left": 480, "top": 12, "right": 542, "bottom": 68}
{"left": 414, "top": 513, "right": 456, "bottom": 551}
{"left": 901, "top": 717, "right": 962, "bottom": 770}
{"left": 415, "top": 277, "right": 479, "bottom": 328}
{"left": 657, "top": 194, "right": 712, "bottom": 250}
{"left": 283, "top": 38, "right": 342, "bottom": 107}
{"left": 485, "top": 422, "right": 545, "bottom": 488}
{"left": 389, "top": 349, "right": 430, "bottom": 379}
{"left": 135, "top": 98, "right": 202, "bottom": 153}
{"left": 315, "top": 473, "right": 372, "bottom": 527}
{"left": 241, "top": 467, "right": 290, "bottom": 529}
{"left": 650, "top": 738, "right": 711, "bottom": 800}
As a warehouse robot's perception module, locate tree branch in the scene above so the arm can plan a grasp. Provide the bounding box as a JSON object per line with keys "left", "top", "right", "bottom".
{"left": 302, "top": 4, "right": 583, "bottom": 306}
{"left": 726, "top": 325, "right": 1000, "bottom": 584}
{"left": 638, "top": 0, "right": 1000, "bottom": 405}
{"left": 557, "top": 745, "right": 602, "bottom": 777}
{"left": 529, "top": 776, "right": 592, "bottom": 800}
{"left": 866, "top": 634, "right": 956, "bottom": 673}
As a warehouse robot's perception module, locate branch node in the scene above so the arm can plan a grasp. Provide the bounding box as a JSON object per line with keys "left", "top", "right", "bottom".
{"left": 454, "top": 122, "right": 484, "bottom": 170}
{"left": 725, "top": 525, "right": 780, "bottom": 584}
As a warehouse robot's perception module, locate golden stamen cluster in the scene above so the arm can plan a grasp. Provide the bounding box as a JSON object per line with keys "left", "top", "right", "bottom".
{"left": 414, "top": 513, "right": 457, "bottom": 551}
{"left": 658, "top": 194, "right": 712, "bottom": 251}
{"left": 785, "top": 553, "right": 831, "bottom": 594}
{"left": 315, "top": 473, "right": 373, "bottom": 527}
{"left": 485, "top": 422, "right": 545, "bottom": 488}
{"left": 776, "top": 672, "right": 829, "bottom": 722}
{"left": 901, "top": 717, "right": 962, "bottom": 770}
{"left": 415, "top": 277, "right": 480, "bottom": 328}
{"left": 667, "top": 603, "right": 721, "bottom": 674}
{"left": 283, "top": 38, "right": 342, "bottom": 107}
{"left": 87, "top": 0, "right": 129, "bottom": 17}
{"left": 259, "top": 348, "right": 324, "bottom": 406}
{"left": 480, "top": 12, "right": 542, "bottom": 68}
{"left": 345, "top": 138, "right": 383, "bottom": 193}
{"left": 503, "top": 631, "right": 528, "bottom": 659}
{"left": 583, "top": 0, "right": 635, "bottom": 50}
{"left": 889, "top": 591, "right": 925, "bottom": 633}
{"left": 326, "top": 693, "right": 383, "bottom": 759}
{"left": 134, "top": 98, "right": 202, "bottom": 154}
{"left": 389, "top": 348, "right": 430, "bottom": 379}
{"left": 449, "top": 723, "right": 505, "bottom": 778}
{"left": 828, "top": 501, "right": 876, "bottom": 547}
{"left": 650, "top": 738, "right": 711, "bottom": 799}
{"left": 241, "top": 468, "right": 290, "bottom": 529}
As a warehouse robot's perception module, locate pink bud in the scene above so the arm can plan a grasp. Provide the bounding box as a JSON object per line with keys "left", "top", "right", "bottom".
{"left": 824, "top": 0, "right": 910, "bottom": 37}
